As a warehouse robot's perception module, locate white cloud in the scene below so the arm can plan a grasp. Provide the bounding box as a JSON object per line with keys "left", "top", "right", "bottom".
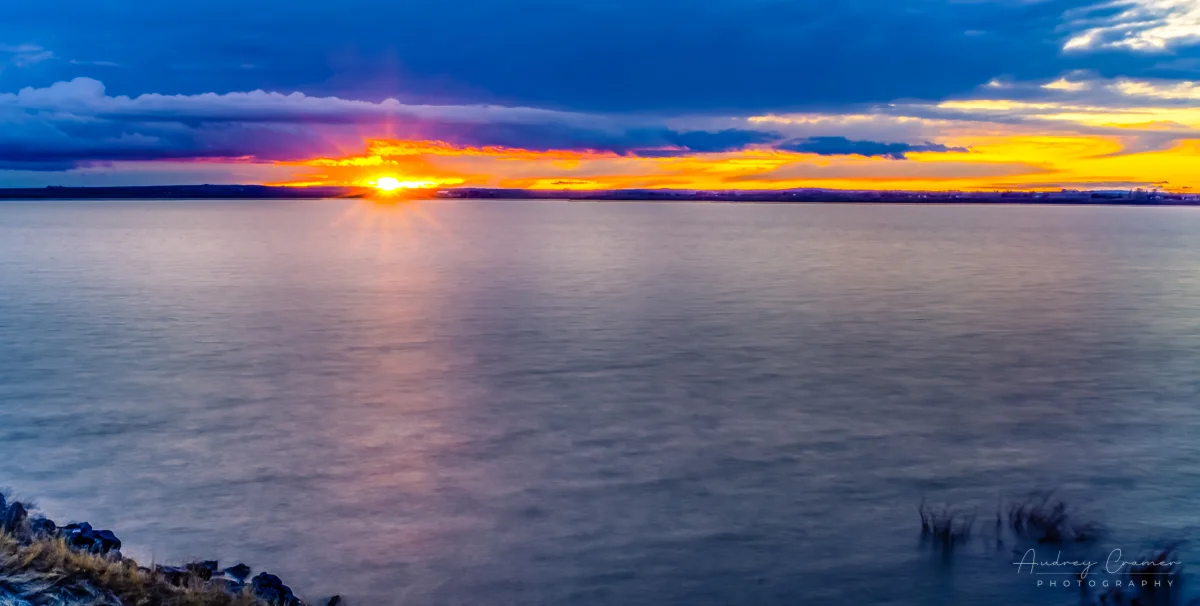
{"left": 1111, "top": 78, "right": 1200, "bottom": 98}
{"left": 1064, "top": 0, "right": 1200, "bottom": 51}
{"left": 0, "top": 43, "right": 54, "bottom": 68}
{"left": 69, "top": 59, "right": 122, "bottom": 67}
{"left": 3, "top": 77, "right": 609, "bottom": 128}
{"left": 1043, "top": 77, "right": 1091, "bottom": 92}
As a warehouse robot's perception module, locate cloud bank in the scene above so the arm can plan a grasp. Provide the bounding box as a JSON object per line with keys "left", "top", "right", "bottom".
{"left": 2, "top": 70, "right": 1200, "bottom": 191}
{"left": 0, "top": 78, "right": 973, "bottom": 171}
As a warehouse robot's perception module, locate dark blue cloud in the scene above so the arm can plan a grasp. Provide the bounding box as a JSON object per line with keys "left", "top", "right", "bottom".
{"left": 656, "top": 128, "right": 783, "bottom": 153}
{"left": 778, "top": 137, "right": 967, "bottom": 159}
{"left": 4, "top": 0, "right": 1194, "bottom": 113}
{"left": 0, "top": 79, "right": 792, "bottom": 171}
{"left": 0, "top": 122, "right": 783, "bottom": 169}
{"left": 0, "top": 160, "right": 75, "bottom": 172}
{"left": 433, "top": 124, "right": 781, "bottom": 154}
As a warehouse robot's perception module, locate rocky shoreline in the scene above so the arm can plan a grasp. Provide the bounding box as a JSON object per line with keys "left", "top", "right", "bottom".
{"left": 0, "top": 493, "right": 339, "bottom": 606}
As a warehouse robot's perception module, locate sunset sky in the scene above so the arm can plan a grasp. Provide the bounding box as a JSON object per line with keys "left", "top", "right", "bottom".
{"left": 4, "top": 0, "right": 1200, "bottom": 191}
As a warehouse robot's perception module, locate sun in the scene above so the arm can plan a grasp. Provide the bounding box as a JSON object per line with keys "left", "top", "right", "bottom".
{"left": 376, "top": 176, "right": 403, "bottom": 191}
{"left": 372, "top": 176, "right": 449, "bottom": 193}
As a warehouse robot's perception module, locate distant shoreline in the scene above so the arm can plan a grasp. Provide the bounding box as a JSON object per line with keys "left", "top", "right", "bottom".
{"left": 1, "top": 184, "right": 1198, "bottom": 206}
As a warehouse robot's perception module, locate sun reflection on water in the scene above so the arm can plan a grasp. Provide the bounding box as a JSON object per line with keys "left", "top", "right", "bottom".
{"left": 331, "top": 196, "right": 449, "bottom": 258}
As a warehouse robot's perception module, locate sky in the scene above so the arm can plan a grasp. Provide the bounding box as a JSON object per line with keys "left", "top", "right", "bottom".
{"left": 3, "top": 0, "right": 1200, "bottom": 191}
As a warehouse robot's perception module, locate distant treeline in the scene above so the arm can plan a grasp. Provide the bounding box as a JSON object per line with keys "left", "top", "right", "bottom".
{"left": 0, "top": 185, "right": 364, "bottom": 200}
{"left": 439, "top": 188, "right": 1200, "bottom": 205}
{"left": 2, "top": 185, "right": 1198, "bottom": 205}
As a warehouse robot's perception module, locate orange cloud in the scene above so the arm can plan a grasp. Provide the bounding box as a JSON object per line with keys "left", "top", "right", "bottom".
{"left": 272, "top": 133, "right": 1200, "bottom": 193}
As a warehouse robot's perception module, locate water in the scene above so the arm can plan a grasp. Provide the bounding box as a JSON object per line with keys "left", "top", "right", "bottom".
{"left": 2, "top": 199, "right": 1200, "bottom": 605}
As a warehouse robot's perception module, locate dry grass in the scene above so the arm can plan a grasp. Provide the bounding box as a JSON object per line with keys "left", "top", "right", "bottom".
{"left": 1, "top": 491, "right": 328, "bottom": 606}
{"left": 918, "top": 498, "right": 976, "bottom": 550}
{"left": 1127, "top": 542, "right": 1183, "bottom": 594}
{"left": 1005, "top": 491, "right": 1101, "bottom": 544}
{"left": 0, "top": 529, "right": 265, "bottom": 606}
{"left": 918, "top": 490, "right": 1105, "bottom": 554}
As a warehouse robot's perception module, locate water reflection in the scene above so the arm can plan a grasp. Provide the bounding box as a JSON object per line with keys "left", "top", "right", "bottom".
{"left": 2, "top": 201, "right": 1200, "bottom": 604}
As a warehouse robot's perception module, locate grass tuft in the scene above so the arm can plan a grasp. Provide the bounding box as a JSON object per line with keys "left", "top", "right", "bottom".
{"left": 918, "top": 498, "right": 976, "bottom": 550}
{"left": 0, "top": 491, "right": 294, "bottom": 606}
{"left": 0, "top": 531, "right": 267, "bottom": 605}
{"left": 1005, "top": 490, "right": 1101, "bottom": 544}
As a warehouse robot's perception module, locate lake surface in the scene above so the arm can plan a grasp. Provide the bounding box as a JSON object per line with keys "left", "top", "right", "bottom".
{"left": 3, "top": 199, "right": 1200, "bottom": 605}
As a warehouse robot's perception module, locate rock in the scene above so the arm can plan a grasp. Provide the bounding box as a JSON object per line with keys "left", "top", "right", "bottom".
{"left": 93, "top": 529, "right": 121, "bottom": 554}
{"left": 326, "top": 596, "right": 343, "bottom": 606}
{"left": 251, "top": 572, "right": 300, "bottom": 605}
{"left": 224, "top": 563, "right": 252, "bottom": 582}
{"left": 187, "top": 560, "right": 218, "bottom": 581}
{"left": 28, "top": 517, "right": 57, "bottom": 537}
{"left": 60, "top": 523, "right": 120, "bottom": 555}
{"left": 61, "top": 522, "right": 94, "bottom": 549}
{"left": 155, "top": 565, "right": 190, "bottom": 587}
{"left": 1, "top": 501, "right": 28, "bottom": 534}
{"left": 205, "top": 577, "right": 244, "bottom": 594}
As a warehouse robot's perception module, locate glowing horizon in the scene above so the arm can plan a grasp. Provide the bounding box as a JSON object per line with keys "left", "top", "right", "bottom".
{"left": 246, "top": 76, "right": 1200, "bottom": 194}
{"left": 266, "top": 131, "right": 1200, "bottom": 194}
{"left": 7, "top": 71, "right": 1200, "bottom": 192}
